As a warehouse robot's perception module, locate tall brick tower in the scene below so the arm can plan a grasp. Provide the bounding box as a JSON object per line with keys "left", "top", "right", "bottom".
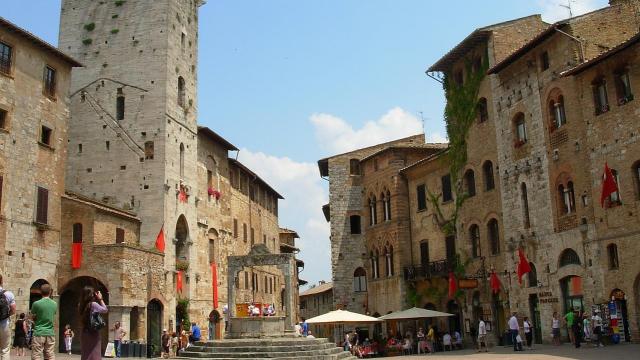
{"left": 59, "top": 0, "right": 203, "bottom": 324}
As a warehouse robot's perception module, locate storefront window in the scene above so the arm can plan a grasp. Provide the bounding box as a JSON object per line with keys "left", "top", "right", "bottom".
{"left": 561, "top": 276, "right": 583, "bottom": 313}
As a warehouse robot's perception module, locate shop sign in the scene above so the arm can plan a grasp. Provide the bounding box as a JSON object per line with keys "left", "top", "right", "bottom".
{"left": 459, "top": 279, "right": 478, "bottom": 289}
{"left": 538, "top": 291, "right": 559, "bottom": 304}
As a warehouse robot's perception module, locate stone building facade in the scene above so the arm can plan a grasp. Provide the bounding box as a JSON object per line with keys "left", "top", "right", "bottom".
{"left": 300, "top": 281, "right": 333, "bottom": 320}
{"left": 0, "top": 16, "right": 80, "bottom": 312}
{"left": 318, "top": 135, "right": 428, "bottom": 313}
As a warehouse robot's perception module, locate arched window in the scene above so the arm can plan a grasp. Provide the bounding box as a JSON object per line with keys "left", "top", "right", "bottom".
{"left": 592, "top": 76, "right": 609, "bottom": 115}
{"left": 350, "top": 215, "right": 362, "bottom": 234}
{"left": 369, "top": 196, "right": 377, "bottom": 226}
{"left": 488, "top": 219, "right": 500, "bottom": 255}
{"left": 483, "top": 161, "right": 495, "bottom": 191}
{"left": 383, "top": 190, "right": 391, "bottom": 221}
{"left": 528, "top": 263, "right": 538, "bottom": 287}
{"left": 179, "top": 143, "right": 185, "bottom": 179}
{"left": 374, "top": 250, "right": 380, "bottom": 279}
{"left": 513, "top": 113, "right": 527, "bottom": 146}
{"left": 559, "top": 248, "right": 581, "bottom": 267}
{"left": 353, "top": 267, "right": 367, "bottom": 292}
{"left": 469, "top": 224, "right": 480, "bottom": 258}
{"left": 633, "top": 161, "right": 640, "bottom": 200}
{"left": 557, "top": 178, "right": 576, "bottom": 215}
{"left": 464, "top": 169, "right": 476, "bottom": 197}
{"left": 178, "top": 76, "right": 186, "bottom": 107}
{"left": 385, "top": 246, "right": 394, "bottom": 277}
{"left": 607, "top": 244, "right": 619, "bottom": 269}
{"left": 521, "top": 183, "right": 531, "bottom": 228}
{"left": 72, "top": 223, "right": 83, "bottom": 243}
{"left": 477, "top": 98, "right": 489, "bottom": 123}
{"left": 549, "top": 94, "right": 567, "bottom": 131}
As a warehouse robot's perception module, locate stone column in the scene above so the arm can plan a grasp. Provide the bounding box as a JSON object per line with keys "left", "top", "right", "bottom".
{"left": 282, "top": 260, "right": 296, "bottom": 331}
{"left": 227, "top": 264, "right": 238, "bottom": 318}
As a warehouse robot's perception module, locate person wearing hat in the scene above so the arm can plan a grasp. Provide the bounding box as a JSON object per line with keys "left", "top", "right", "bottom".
{"left": 161, "top": 329, "right": 171, "bottom": 358}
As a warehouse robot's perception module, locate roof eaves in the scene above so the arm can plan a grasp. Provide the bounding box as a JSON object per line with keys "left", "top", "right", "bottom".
{"left": 197, "top": 126, "right": 239, "bottom": 151}
{"left": 0, "top": 17, "right": 82, "bottom": 67}
{"left": 228, "top": 158, "right": 284, "bottom": 199}
{"left": 561, "top": 32, "right": 640, "bottom": 77}
{"left": 399, "top": 148, "right": 449, "bottom": 173}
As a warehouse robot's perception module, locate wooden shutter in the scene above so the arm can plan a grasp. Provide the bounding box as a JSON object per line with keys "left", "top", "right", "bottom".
{"left": 36, "top": 187, "right": 48, "bottom": 224}
{"left": 116, "top": 228, "right": 125, "bottom": 243}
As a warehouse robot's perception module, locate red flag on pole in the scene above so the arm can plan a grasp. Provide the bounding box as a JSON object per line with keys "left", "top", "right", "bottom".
{"left": 211, "top": 263, "right": 219, "bottom": 309}
{"left": 490, "top": 271, "right": 502, "bottom": 294}
{"left": 448, "top": 272, "right": 457, "bottom": 298}
{"left": 600, "top": 163, "right": 619, "bottom": 208}
{"left": 177, "top": 270, "right": 183, "bottom": 293}
{"left": 71, "top": 243, "right": 82, "bottom": 269}
{"left": 517, "top": 248, "right": 532, "bottom": 285}
{"left": 155, "top": 225, "right": 165, "bottom": 253}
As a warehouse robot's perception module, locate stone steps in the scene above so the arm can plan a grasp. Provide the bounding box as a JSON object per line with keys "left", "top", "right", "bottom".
{"left": 179, "top": 338, "right": 356, "bottom": 360}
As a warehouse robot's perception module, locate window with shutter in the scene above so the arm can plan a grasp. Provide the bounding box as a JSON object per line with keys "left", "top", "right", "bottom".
{"left": 36, "top": 187, "right": 48, "bottom": 224}
{"left": 73, "top": 223, "right": 83, "bottom": 243}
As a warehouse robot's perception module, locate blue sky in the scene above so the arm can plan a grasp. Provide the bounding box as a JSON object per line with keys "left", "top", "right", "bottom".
{"left": 4, "top": 0, "right": 608, "bottom": 289}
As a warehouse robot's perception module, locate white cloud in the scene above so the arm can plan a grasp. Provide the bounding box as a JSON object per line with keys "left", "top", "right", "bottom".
{"left": 537, "top": 0, "right": 604, "bottom": 23}
{"left": 236, "top": 148, "right": 331, "bottom": 288}
{"left": 310, "top": 107, "right": 424, "bottom": 154}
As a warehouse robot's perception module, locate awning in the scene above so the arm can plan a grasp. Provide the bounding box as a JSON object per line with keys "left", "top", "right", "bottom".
{"left": 379, "top": 307, "right": 453, "bottom": 321}
{"left": 306, "top": 309, "right": 382, "bottom": 324}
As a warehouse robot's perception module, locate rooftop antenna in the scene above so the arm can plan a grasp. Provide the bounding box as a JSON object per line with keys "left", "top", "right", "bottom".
{"left": 560, "top": 0, "right": 575, "bottom": 18}
{"left": 418, "top": 111, "right": 425, "bottom": 135}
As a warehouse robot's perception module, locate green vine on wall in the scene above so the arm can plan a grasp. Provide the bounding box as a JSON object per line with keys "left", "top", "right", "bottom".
{"left": 427, "top": 57, "right": 488, "bottom": 240}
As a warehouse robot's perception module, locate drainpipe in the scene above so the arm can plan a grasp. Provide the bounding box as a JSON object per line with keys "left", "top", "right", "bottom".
{"left": 554, "top": 27, "right": 585, "bottom": 63}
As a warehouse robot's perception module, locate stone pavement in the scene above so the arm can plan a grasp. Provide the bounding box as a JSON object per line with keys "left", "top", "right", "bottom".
{"left": 393, "top": 343, "right": 639, "bottom": 360}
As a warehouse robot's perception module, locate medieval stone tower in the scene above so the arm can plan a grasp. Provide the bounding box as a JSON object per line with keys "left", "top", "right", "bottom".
{"left": 59, "top": 0, "right": 203, "bottom": 319}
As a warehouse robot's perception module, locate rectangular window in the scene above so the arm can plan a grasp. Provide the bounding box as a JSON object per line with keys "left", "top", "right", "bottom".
{"left": 233, "top": 219, "right": 238, "bottom": 238}
{"left": 116, "top": 228, "right": 125, "bottom": 243}
{"left": 43, "top": 66, "right": 56, "bottom": 98}
{"left": 416, "top": 184, "right": 427, "bottom": 211}
{"left": 244, "top": 272, "right": 249, "bottom": 290}
{"left": 40, "top": 126, "right": 52, "bottom": 146}
{"left": 144, "top": 141, "right": 154, "bottom": 160}
{"left": 441, "top": 175, "right": 452, "bottom": 202}
{"left": 263, "top": 234, "right": 266, "bottom": 244}
{"left": 593, "top": 79, "right": 610, "bottom": 115}
{"left": 541, "top": 51, "right": 550, "bottom": 71}
{"left": 615, "top": 70, "right": 633, "bottom": 104}
{"left": 243, "top": 223, "right": 247, "bottom": 242}
{"left": 349, "top": 159, "right": 361, "bottom": 175}
{"left": 420, "top": 242, "right": 429, "bottom": 267}
{"left": 0, "top": 109, "right": 7, "bottom": 130}
{"left": 251, "top": 228, "right": 255, "bottom": 245}
{"left": 116, "top": 95, "right": 125, "bottom": 120}
{"left": 445, "top": 235, "right": 456, "bottom": 262}
{"left": 0, "top": 42, "right": 12, "bottom": 75}
{"left": 349, "top": 215, "right": 361, "bottom": 235}
{"left": 35, "top": 186, "right": 48, "bottom": 224}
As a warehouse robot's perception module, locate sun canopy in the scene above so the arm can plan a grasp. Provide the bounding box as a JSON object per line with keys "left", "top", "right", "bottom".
{"left": 306, "top": 309, "right": 383, "bottom": 324}
{"left": 379, "top": 307, "right": 454, "bottom": 321}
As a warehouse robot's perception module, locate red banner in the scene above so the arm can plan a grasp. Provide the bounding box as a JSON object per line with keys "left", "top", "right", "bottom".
{"left": 71, "top": 243, "right": 82, "bottom": 269}
{"left": 211, "top": 263, "right": 218, "bottom": 309}
{"left": 177, "top": 270, "right": 183, "bottom": 293}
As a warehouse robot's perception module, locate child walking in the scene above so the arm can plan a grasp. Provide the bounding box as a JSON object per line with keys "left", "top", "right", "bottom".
{"left": 64, "top": 324, "right": 74, "bottom": 355}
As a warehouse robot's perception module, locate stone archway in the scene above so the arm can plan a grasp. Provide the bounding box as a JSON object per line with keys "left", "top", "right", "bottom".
{"left": 147, "top": 299, "right": 163, "bottom": 357}
{"left": 29, "top": 279, "right": 50, "bottom": 310}
{"left": 58, "top": 277, "right": 109, "bottom": 354}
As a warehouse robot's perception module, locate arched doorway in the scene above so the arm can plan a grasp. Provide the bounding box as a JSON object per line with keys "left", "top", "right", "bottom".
{"left": 29, "top": 279, "right": 50, "bottom": 310}
{"left": 560, "top": 276, "right": 583, "bottom": 313}
{"left": 175, "top": 215, "right": 190, "bottom": 263}
{"left": 610, "top": 288, "right": 630, "bottom": 342}
{"left": 147, "top": 299, "right": 163, "bottom": 357}
{"left": 447, "top": 300, "right": 461, "bottom": 333}
{"left": 58, "top": 277, "right": 108, "bottom": 354}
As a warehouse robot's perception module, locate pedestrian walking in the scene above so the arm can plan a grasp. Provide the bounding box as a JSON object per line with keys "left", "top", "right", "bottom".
{"left": 552, "top": 312, "right": 561, "bottom": 345}
{"left": 564, "top": 309, "right": 575, "bottom": 345}
{"left": 591, "top": 310, "right": 604, "bottom": 347}
{"left": 13, "top": 313, "right": 28, "bottom": 357}
{"left": 222, "top": 305, "right": 229, "bottom": 332}
{"left": 427, "top": 325, "right": 436, "bottom": 353}
{"left": 111, "top": 321, "right": 126, "bottom": 357}
{"left": 508, "top": 312, "right": 520, "bottom": 352}
{"left": 0, "top": 274, "right": 17, "bottom": 360}
{"left": 477, "top": 318, "right": 488, "bottom": 352}
{"left": 30, "top": 283, "right": 57, "bottom": 360}
{"left": 161, "top": 329, "right": 170, "bottom": 359}
{"left": 63, "top": 325, "right": 74, "bottom": 355}
{"left": 78, "top": 286, "right": 108, "bottom": 360}
{"left": 523, "top": 316, "right": 533, "bottom": 349}
{"left": 572, "top": 309, "right": 581, "bottom": 348}
{"left": 583, "top": 313, "right": 591, "bottom": 344}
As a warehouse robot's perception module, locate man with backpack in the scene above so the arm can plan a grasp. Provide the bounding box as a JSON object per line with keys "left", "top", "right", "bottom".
{"left": 0, "top": 274, "right": 17, "bottom": 360}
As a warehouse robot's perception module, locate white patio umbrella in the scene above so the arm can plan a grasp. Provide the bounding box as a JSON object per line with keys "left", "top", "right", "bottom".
{"left": 306, "top": 309, "right": 383, "bottom": 324}
{"left": 379, "top": 307, "right": 453, "bottom": 321}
